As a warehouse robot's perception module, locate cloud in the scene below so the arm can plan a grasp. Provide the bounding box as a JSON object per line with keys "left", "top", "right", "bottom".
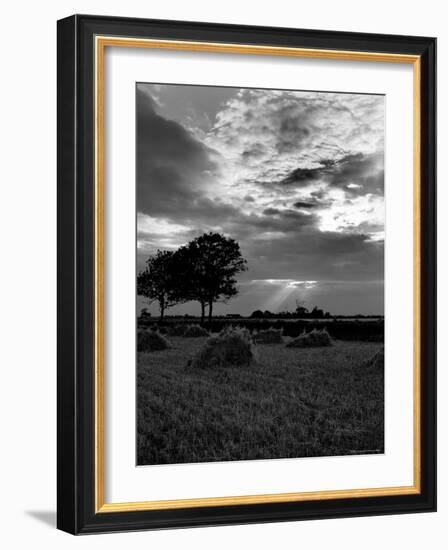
{"left": 281, "top": 152, "right": 383, "bottom": 196}
{"left": 263, "top": 207, "right": 280, "bottom": 215}
{"left": 206, "top": 89, "right": 384, "bottom": 185}
{"left": 137, "top": 86, "right": 223, "bottom": 221}
{"left": 281, "top": 159, "right": 337, "bottom": 184}
{"left": 202, "top": 89, "right": 384, "bottom": 238}
{"left": 242, "top": 229, "right": 384, "bottom": 282}
{"left": 250, "top": 279, "right": 318, "bottom": 289}
{"left": 293, "top": 201, "right": 318, "bottom": 209}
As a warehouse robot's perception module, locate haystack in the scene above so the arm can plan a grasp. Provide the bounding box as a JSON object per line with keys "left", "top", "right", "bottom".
{"left": 137, "top": 330, "right": 170, "bottom": 352}
{"left": 362, "top": 348, "right": 384, "bottom": 371}
{"left": 183, "top": 324, "right": 210, "bottom": 338}
{"left": 189, "top": 326, "right": 255, "bottom": 368}
{"left": 286, "top": 328, "right": 333, "bottom": 348}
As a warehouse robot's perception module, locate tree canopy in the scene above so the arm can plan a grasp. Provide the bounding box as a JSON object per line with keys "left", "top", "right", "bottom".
{"left": 137, "top": 232, "right": 247, "bottom": 323}
{"left": 176, "top": 232, "right": 247, "bottom": 322}
{"left": 137, "top": 250, "right": 178, "bottom": 321}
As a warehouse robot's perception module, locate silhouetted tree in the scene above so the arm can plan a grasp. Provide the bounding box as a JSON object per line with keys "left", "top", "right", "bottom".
{"left": 250, "top": 309, "right": 265, "bottom": 318}
{"left": 309, "top": 305, "right": 324, "bottom": 319}
{"left": 295, "top": 306, "right": 309, "bottom": 318}
{"left": 137, "top": 250, "right": 178, "bottom": 321}
{"left": 174, "top": 232, "right": 247, "bottom": 323}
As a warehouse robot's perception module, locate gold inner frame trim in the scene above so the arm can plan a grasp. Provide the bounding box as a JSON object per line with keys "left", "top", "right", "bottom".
{"left": 94, "top": 35, "right": 421, "bottom": 514}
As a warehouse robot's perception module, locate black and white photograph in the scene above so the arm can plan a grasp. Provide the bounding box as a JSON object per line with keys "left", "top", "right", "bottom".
{"left": 50, "top": 8, "right": 438, "bottom": 538}
{"left": 136, "top": 83, "right": 385, "bottom": 466}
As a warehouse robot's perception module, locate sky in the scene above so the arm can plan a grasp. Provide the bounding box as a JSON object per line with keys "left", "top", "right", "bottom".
{"left": 136, "top": 83, "right": 385, "bottom": 316}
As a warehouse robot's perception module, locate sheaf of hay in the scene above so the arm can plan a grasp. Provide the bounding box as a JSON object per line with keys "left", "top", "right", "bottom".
{"left": 362, "top": 348, "right": 384, "bottom": 371}
{"left": 138, "top": 330, "right": 170, "bottom": 352}
{"left": 286, "top": 328, "right": 333, "bottom": 348}
{"left": 183, "top": 324, "right": 210, "bottom": 338}
{"left": 189, "top": 326, "right": 255, "bottom": 368}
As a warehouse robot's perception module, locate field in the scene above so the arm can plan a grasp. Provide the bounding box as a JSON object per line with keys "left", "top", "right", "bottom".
{"left": 137, "top": 336, "right": 384, "bottom": 465}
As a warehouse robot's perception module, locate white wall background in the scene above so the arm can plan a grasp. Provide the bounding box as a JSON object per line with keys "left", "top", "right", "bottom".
{"left": 0, "top": 1, "right": 444, "bottom": 548}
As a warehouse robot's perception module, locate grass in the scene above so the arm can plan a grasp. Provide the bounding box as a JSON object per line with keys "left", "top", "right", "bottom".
{"left": 137, "top": 338, "right": 384, "bottom": 465}
{"left": 253, "top": 328, "right": 283, "bottom": 344}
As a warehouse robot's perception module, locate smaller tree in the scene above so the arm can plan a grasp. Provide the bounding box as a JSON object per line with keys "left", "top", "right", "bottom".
{"left": 250, "top": 309, "right": 265, "bottom": 319}
{"left": 137, "top": 250, "right": 178, "bottom": 321}
{"left": 295, "top": 299, "right": 309, "bottom": 318}
{"left": 309, "top": 305, "right": 324, "bottom": 319}
{"left": 295, "top": 306, "right": 309, "bottom": 318}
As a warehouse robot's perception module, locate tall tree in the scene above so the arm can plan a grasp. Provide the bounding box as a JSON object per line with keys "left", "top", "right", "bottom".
{"left": 174, "top": 232, "right": 247, "bottom": 323}
{"left": 137, "top": 250, "right": 177, "bottom": 321}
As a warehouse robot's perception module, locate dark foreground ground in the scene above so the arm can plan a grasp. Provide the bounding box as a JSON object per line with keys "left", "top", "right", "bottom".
{"left": 137, "top": 338, "right": 384, "bottom": 465}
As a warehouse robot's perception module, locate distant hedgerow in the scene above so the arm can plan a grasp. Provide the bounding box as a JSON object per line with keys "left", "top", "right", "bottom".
{"left": 138, "top": 330, "right": 170, "bottom": 352}
{"left": 189, "top": 326, "right": 255, "bottom": 369}
{"left": 286, "top": 328, "right": 333, "bottom": 348}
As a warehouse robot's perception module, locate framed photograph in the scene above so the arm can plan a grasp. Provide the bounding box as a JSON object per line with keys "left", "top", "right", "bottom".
{"left": 57, "top": 14, "right": 436, "bottom": 534}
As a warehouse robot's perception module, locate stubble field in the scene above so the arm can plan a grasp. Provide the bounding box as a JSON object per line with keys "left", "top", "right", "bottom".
{"left": 137, "top": 337, "right": 384, "bottom": 465}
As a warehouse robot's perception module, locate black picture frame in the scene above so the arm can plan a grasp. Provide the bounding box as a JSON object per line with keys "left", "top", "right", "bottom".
{"left": 57, "top": 14, "right": 436, "bottom": 534}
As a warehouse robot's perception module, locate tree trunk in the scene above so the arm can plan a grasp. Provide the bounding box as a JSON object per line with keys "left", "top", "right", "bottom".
{"left": 208, "top": 300, "right": 213, "bottom": 323}
{"left": 200, "top": 302, "right": 206, "bottom": 325}
{"left": 159, "top": 297, "right": 165, "bottom": 322}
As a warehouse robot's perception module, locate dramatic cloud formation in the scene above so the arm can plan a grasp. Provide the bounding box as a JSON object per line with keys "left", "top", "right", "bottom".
{"left": 136, "top": 84, "right": 384, "bottom": 315}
